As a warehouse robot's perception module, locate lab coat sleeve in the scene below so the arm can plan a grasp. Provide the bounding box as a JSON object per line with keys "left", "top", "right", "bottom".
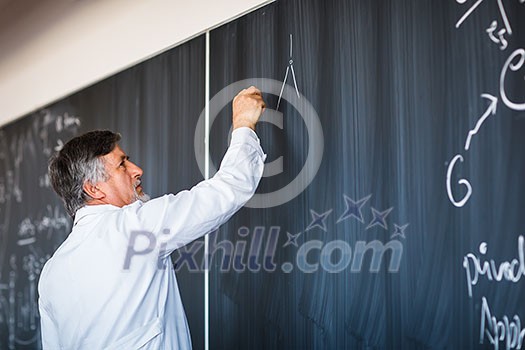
{"left": 39, "top": 300, "right": 61, "bottom": 350}
{"left": 131, "top": 127, "right": 266, "bottom": 253}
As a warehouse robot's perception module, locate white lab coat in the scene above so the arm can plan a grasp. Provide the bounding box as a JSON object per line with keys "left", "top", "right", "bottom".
{"left": 38, "top": 128, "right": 265, "bottom": 349}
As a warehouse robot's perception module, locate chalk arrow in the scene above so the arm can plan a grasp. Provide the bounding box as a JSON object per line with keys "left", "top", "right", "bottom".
{"left": 464, "top": 94, "right": 498, "bottom": 151}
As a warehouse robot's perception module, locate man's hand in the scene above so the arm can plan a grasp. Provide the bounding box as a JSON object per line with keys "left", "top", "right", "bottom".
{"left": 232, "top": 86, "right": 266, "bottom": 131}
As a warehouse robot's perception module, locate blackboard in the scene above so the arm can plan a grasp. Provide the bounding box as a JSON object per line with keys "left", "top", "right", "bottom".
{"left": 1, "top": 0, "right": 525, "bottom": 349}
{"left": 208, "top": 0, "right": 525, "bottom": 349}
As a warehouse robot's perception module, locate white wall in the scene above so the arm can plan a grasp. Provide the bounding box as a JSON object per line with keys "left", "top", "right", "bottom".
{"left": 0, "top": 0, "right": 272, "bottom": 127}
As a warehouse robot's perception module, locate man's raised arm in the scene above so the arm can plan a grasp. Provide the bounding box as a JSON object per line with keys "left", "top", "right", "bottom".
{"left": 127, "top": 86, "right": 267, "bottom": 251}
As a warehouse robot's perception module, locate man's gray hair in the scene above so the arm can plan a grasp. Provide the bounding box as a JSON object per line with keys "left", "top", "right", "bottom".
{"left": 48, "top": 130, "right": 121, "bottom": 217}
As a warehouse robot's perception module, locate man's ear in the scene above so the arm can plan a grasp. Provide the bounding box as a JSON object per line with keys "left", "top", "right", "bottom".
{"left": 83, "top": 181, "right": 105, "bottom": 200}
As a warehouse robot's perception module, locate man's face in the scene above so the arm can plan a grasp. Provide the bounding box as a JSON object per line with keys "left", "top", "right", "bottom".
{"left": 96, "top": 145, "right": 149, "bottom": 207}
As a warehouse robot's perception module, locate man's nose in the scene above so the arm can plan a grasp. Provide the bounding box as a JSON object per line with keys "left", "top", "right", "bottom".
{"left": 129, "top": 161, "right": 143, "bottom": 178}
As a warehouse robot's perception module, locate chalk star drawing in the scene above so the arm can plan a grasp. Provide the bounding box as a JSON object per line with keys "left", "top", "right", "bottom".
{"left": 391, "top": 223, "right": 409, "bottom": 239}
{"left": 366, "top": 207, "right": 393, "bottom": 230}
{"left": 305, "top": 209, "right": 333, "bottom": 232}
{"left": 277, "top": 34, "right": 300, "bottom": 110}
{"left": 337, "top": 194, "right": 372, "bottom": 224}
{"left": 283, "top": 232, "right": 301, "bottom": 248}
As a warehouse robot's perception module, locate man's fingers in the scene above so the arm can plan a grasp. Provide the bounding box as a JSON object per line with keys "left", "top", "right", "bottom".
{"left": 238, "top": 86, "right": 262, "bottom": 96}
{"left": 247, "top": 86, "right": 262, "bottom": 96}
{"left": 234, "top": 87, "right": 264, "bottom": 105}
{"left": 231, "top": 86, "right": 266, "bottom": 130}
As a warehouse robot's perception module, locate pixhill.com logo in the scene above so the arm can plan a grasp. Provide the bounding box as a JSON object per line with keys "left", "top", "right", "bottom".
{"left": 123, "top": 193, "right": 408, "bottom": 274}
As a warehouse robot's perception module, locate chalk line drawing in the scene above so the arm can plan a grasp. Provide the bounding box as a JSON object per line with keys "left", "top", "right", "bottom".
{"left": 455, "top": 0, "right": 484, "bottom": 29}
{"left": 456, "top": 0, "right": 512, "bottom": 35}
{"left": 464, "top": 94, "right": 498, "bottom": 151}
{"left": 277, "top": 34, "right": 301, "bottom": 110}
{"left": 496, "top": 0, "right": 512, "bottom": 35}
{"left": 456, "top": 0, "right": 515, "bottom": 50}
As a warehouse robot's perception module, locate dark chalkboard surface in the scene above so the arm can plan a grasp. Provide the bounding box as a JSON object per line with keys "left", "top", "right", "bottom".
{"left": 208, "top": 0, "right": 525, "bottom": 349}
{"left": 1, "top": 0, "right": 525, "bottom": 349}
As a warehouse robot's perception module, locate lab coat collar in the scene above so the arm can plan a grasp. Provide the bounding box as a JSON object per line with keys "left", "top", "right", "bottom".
{"left": 73, "top": 204, "right": 121, "bottom": 226}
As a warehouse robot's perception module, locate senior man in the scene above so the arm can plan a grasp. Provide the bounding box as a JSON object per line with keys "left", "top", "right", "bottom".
{"left": 38, "top": 86, "right": 266, "bottom": 349}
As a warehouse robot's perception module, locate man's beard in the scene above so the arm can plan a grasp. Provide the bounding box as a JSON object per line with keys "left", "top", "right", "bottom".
{"left": 132, "top": 180, "right": 151, "bottom": 203}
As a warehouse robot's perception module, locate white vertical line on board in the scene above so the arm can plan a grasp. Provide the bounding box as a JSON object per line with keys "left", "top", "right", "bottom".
{"left": 204, "top": 30, "right": 210, "bottom": 350}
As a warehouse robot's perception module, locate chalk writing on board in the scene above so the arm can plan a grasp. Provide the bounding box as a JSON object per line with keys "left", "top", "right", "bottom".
{"left": 0, "top": 252, "right": 49, "bottom": 348}
{"left": 448, "top": 2, "right": 524, "bottom": 207}
{"left": 463, "top": 236, "right": 525, "bottom": 298}
{"left": 455, "top": 0, "right": 513, "bottom": 49}
{"left": 40, "top": 110, "right": 80, "bottom": 156}
{"left": 0, "top": 181, "right": 4, "bottom": 204}
{"left": 446, "top": 94, "right": 497, "bottom": 207}
{"left": 446, "top": 153, "right": 472, "bottom": 207}
{"left": 487, "top": 20, "right": 508, "bottom": 50}
{"left": 25, "top": 206, "right": 70, "bottom": 241}
{"left": 455, "top": 0, "right": 484, "bottom": 29}
{"left": 0, "top": 109, "right": 79, "bottom": 349}
{"left": 480, "top": 297, "right": 525, "bottom": 350}
{"left": 38, "top": 173, "right": 51, "bottom": 188}
{"left": 453, "top": 3, "right": 525, "bottom": 347}
{"left": 500, "top": 48, "right": 525, "bottom": 111}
